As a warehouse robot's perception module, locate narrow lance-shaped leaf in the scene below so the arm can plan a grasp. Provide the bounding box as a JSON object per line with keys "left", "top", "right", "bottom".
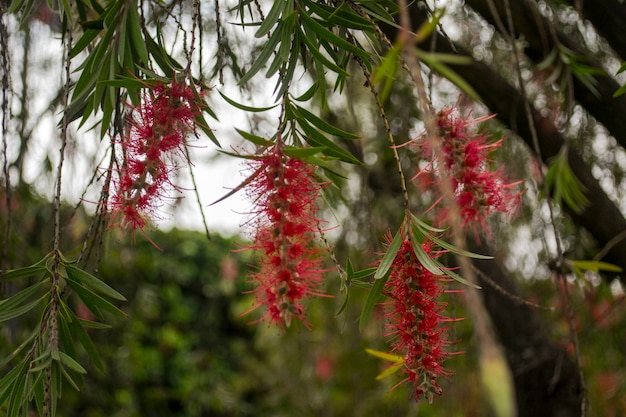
{"left": 336, "top": 258, "right": 355, "bottom": 316}
{"left": 568, "top": 259, "right": 623, "bottom": 273}
{"left": 442, "top": 267, "right": 482, "bottom": 289}
{"left": 295, "top": 105, "right": 360, "bottom": 139}
{"left": 359, "top": 272, "right": 388, "bottom": 332}
{"left": 218, "top": 90, "right": 278, "bottom": 112}
{"left": 238, "top": 26, "right": 283, "bottom": 85}
{"left": 411, "top": 225, "right": 444, "bottom": 275}
{"left": 299, "top": 10, "right": 370, "bottom": 60}
{"left": 65, "top": 278, "right": 127, "bottom": 319}
{"left": 65, "top": 265, "right": 126, "bottom": 301}
{"left": 296, "top": 117, "right": 361, "bottom": 164}
{"left": 365, "top": 349, "right": 405, "bottom": 380}
{"left": 255, "top": 0, "right": 285, "bottom": 37}
{"left": 1, "top": 263, "right": 47, "bottom": 281}
{"left": 374, "top": 227, "right": 403, "bottom": 279}
{"left": 0, "top": 287, "right": 48, "bottom": 323}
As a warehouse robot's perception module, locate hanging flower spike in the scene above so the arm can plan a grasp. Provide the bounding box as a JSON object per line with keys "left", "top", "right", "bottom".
{"left": 243, "top": 146, "right": 327, "bottom": 329}
{"left": 110, "top": 80, "right": 205, "bottom": 235}
{"left": 381, "top": 233, "right": 453, "bottom": 402}
{"left": 413, "top": 107, "right": 523, "bottom": 239}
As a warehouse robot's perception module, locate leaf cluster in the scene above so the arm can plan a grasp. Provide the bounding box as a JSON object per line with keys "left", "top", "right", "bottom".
{"left": 0, "top": 252, "right": 125, "bottom": 417}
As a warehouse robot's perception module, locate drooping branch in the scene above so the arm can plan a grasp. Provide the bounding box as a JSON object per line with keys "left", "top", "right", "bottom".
{"left": 403, "top": 5, "right": 626, "bottom": 282}
{"left": 466, "top": 0, "right": 626, "bottom": 153}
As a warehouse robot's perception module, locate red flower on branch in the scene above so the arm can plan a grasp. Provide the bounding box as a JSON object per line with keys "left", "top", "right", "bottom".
{"left": 242, "top": 146, "right": 328, "bottom": 328}
{"left": 110, "top": 81, "right": 205, "bottom": 236}
{"left": 413, "top": 107, "right": 523, "bottom": 238}
{"left": 381, "top": 234, "right": 453, "bottom": 402}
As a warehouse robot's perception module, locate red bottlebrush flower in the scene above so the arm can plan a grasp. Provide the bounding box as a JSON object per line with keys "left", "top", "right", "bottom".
{"left": 412, "top": 107, "right": 523, "bottom": 238}
{"left": 242, "top": 146, "right": 327, "bottom": 328}
{"left": 110, "top": 80, "right": 205, "bottom": 235}
{"left": 381, "top": 234, "right": 452, "bottom": 402}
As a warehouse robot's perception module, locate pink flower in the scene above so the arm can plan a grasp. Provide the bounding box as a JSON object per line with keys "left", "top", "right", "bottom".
{"left": 413, "top": 107, "right": 523, "bottom": 238}
{"left": 242, "top": 146, "right": 327, "bottom": 328}
{"left": 110, "top": 81, "right": 205, "bottom": 235}
{"left": 381, "top": 234, "right": 452, "bottom": 402}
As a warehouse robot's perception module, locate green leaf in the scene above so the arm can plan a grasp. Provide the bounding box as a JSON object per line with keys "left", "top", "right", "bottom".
{"left": 418, "top": 50, "right": 482, "bottom": 103}
{"left": 299, "top": 11, "right": 370, "bottom": 60}
{"left": 0, "top": 360, "right": 28, "bottom": 405}
{"left": 1, "top": 263, "right": 47, "bottom": 281}
{"left": 29, "top": 354, "right": 53, "bottom": 373}
{"left": 59, "top": 362, "right": 82, "bottom": 391}
{"left": 296, "top": 118, "right": 361, "bottom": 164}
{"left": 569, "top": 260, "right": 623, "bottom": 273}
{"left": 372, "top": 43, "right": 401, "bottom": 104}
{"left": 70, "top": 28, "right": 102, "bottom": 58}
{"left": 255, "top": 0, "right": 285, "bottom": 37}
{"left": 77, "top": 318, "right": 112, "bottom": 329}
{"left": 442, "top": 267, "right": 482, "bottom": 289}
{"left": 0, "top": 329, "right": 38, "bottom": 369}
{"left": 374, "top": 228, "right": 402, "bottom": 279}
{"left": 0, "top": 283, "right": 48, "bottom": 322}
{"left": 427, "top": 233, "right": 493, "bottom": 259}
{"left": 335, "top": 285, "right": 350, "bottom": 316}
{"left": 375, "top": 362, "right": 404, "bottom": 381}
{"left": 283, "top": 146, "right": 326, "bottom": 158}
{"left": 545, "top": 151, "right": 589, "bottom": 214}
{"left": 6, "top": 360, "right": 29, "bottom": 417}
{"left": 613, "top": 83, "right": 626, "bottom": 98}
{"left": 65, "top": 278, "right": 127, "bottom": 319}
{"left": 365, "top": 349, "right": 406, "bottom": 380}
{"left": 352, "top": 267, "right": 377, "bottom": 280}
{"left": 299, "top": 27, "right": 349, "bottom": 76}
{"left": 414, "top": 8, "right": 445, "bottom": 43}
{"left": 219, "top": 91, "right": 278, "bottom": 112}
{"left": 58, "top": 308, "right": 78, "bottom": 362}
{"left": 409, "top": 213, "right": 447, "bottom": 233}
{"left": 365, "top": 348, "right": 404, "bottom": 363}
{"left": 59, "top": 352, "right": 87, "bottom": 375}
{"left": 302, "top": 0, "right": 374, "bottom": 31}
{"left": 359, "top": 273, "right": 388, "bottom": 332}
{"left": 235, "top": 129, "right": 274, "bottom": 146}
{"left": 295, "top": 105, "right": 360, "bottom": 139}
{"left": 65, "top": 265, "right": 126, "bottom": 301}
{"left": 293, "top": 82, "right": 319, "bottom": 102}
{"left": 61, "top": 306, "right": 105, "bottom": 372}
{"left": 239, "top": 26, "right": 282, "bottom": 85}
{"left": 97, "top": 77, "right": 150, "bottom": 89}
{"left": 127, "top": 4, "right": 149, "bottom": 64}
{"left": 411, "top": 237, "right": 443, "bottom": 275}
{"left": 145, "top": 31, "right": 183, "bottom": 77}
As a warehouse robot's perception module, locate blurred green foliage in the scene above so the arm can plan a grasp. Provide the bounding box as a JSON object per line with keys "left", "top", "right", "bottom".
{"left": 2, "top": 187, "right": 625, "bottom": 416}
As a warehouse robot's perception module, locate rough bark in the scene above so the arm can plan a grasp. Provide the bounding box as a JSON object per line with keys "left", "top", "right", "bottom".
{"left": 465, "top": 0, "right": 626, "bottom": 153}
{"left": 470, "top": 242, "right": 583, "bottom": 417}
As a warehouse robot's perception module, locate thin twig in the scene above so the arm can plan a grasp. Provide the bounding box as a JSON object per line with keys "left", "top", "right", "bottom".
{"left": 44, "top": 23, "right": 73, "bottom": 417}
{"left": 472, "top": 264, "right": 553, "bottom": 310}
{"left": 185, "top": 146, "right": 211, "bottom": 240}
{"left": 214, "top": 0, "right": 225, "bottom": 84}
{"left": 185, "top": 0, "right": 200, "bottom": 76}
{"left": 354, "top": 55, "right": 411, "bottom": 214}
{"left": 593, "top": 230, "right": 626, "bottom": 262}
{"left": 1, "top": 4, "right": 12, "bottom": 286}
